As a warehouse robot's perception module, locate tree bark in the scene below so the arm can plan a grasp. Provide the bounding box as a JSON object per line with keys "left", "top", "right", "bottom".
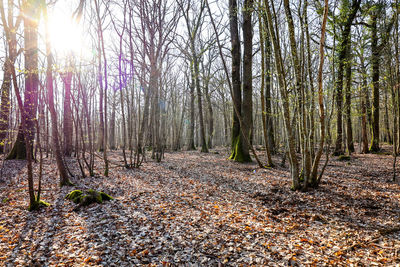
{"left": 370, "top": 10, "right": 380, "bottom": 152}
{"left": 0, "top": 0, "right": 19, "bottom": 154}
{"left": 228, "top": 0, "right": 246, "bottom": 161}
{"left": 240, "top": 0, "right": 253, "bottom": 162}
{"left": 345, "top": 43, "right": 354, "bottom": 153}
{"left": 62, "top": 70, "right": 73, "bottom": 156}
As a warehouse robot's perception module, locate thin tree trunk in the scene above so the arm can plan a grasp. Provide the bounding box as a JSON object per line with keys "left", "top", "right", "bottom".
{"left": 258, "top": 3, "right": 274, "bottom": 166}
{"left": 265, "top": 0, "right": 299, "bottom": 188}
{"left": 345, "top": 43, "right": 354, "bottom": 153}
{"left": 188, "top": 68, "right": 196, "bottom": 150}
{"left": 44, "top": 4, "right": 72, "bottom": 186}
{"left": 62, "top": 71, "right": 73, "bottom": 156}
{"left": 193, "top": 56, "right": 208, "bottom": 153}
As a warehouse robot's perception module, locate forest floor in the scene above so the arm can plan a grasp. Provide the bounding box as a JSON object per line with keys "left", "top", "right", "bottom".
{"left": 0, "top": 147, "right": 400, "bottom": 266}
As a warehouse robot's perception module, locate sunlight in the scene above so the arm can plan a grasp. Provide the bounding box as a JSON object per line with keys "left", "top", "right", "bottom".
{"left": 47, "top": 7, "right": 89, "bottom": 58}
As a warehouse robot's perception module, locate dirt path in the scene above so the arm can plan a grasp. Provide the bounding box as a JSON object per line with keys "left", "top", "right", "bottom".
{"left": 0, "top": 149, "right": 399, "bottom": 265}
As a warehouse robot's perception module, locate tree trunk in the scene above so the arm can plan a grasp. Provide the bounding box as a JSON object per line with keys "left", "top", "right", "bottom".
{"left": 7, "top": 0, "right": 41, "bottom": 160}
{"left": 258, "top": 3, "right": 274, "bottom": 166}
{"left": 193, "top": 56, "right": 208, "bottom": 153}
{"left": 44, "top": 4, "right": 72, "bottom": 187}
{"left": 370, "top": 11, "right": 380, "bottom": 152}
{"left": 0, "top": 63, "right": 12, "bottom": 154}
{"left": 240, "top": 0, "right": 253, "bottom": 162}
{"left": 264, "top": 0, "right": 299, "bottom": 189}
{"left": 109, "top": 90, "right": 116, "bottom": 150}
{"left": 204, "top": 82, "right": 213, "bottom": 149}
{"left": 0, "top": 0, "right": 18, "bottom": 154}
{"left": 284, "top": 0, "right": 310, "bottom": 187}
{"left": 333, "top": 0, "right": 361, "bottom": 155}
{"left": 188, "top": 67, "right": 196, "bottom": 150}
{"left": 228, "top": 0, "right": 246, "bottom": 161}
{"left": 95, "top": 0, "right": 109, "bottom": 176}
{"left": 345, "top": 43, "right": 354, "bottom": 153}
{"left": 62, "top": 71, "right": 73, "bottom": 156}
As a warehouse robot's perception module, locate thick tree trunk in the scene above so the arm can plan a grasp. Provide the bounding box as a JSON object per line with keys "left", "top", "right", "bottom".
{"left": 8, "top": 0, "right": 41, "bottom": 160}
{"left": 228, "top": 0, "right": 246, "bottom": 161}
{"left": 0, "top": 64, "right": 11, "bottom": 154}
{"left": 240, "top": 0, "right": 253, "bottom": 162}
{"left": 370, "top": 12, "right": 380, "bottom": 152}
{"left": 333, "top": 0, "right": 361, "bottom": 155}
{"left": 0, "top": 0, "right": 18, "bottom": 155}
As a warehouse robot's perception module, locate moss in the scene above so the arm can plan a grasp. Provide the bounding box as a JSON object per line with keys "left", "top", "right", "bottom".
{"left": 369, "top": 135, "right": 380, "bottom": 152}
{"left": 66, "top": 190, "right": 83, "bottom": 204}
{"left": 229, "top": 135, "right": 239, "bottom": 160}
{"left": 88, "top": 189, "right": 103, "bottom": 204}
{"left": 338, "top": 155, "right": 351, "bottom": 161}
{"left": 66, "top": 189, "right": 113, "bottom": 208}
{"left": 231, "top": 135, "right": 251, "bottom": 163}
{"left": 28, "top": 199, "right": 50, "bottom": 211}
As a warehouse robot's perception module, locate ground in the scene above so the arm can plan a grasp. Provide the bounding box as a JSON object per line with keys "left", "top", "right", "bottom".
{"left": 0, "top": 148, "right": 400, "bottom": 266}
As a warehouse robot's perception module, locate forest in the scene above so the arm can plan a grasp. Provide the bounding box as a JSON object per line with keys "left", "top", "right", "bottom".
{"left": 0, "top": 0, "right": 399, "bottom": 265}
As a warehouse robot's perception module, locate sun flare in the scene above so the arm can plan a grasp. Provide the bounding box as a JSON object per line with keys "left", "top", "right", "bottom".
{"left": 47, "top": 7, "right": 90, "bottom": 58}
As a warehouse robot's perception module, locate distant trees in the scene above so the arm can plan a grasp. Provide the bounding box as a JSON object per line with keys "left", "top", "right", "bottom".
{"left": 1, "top": 0, "right": 400, "bottom": 210}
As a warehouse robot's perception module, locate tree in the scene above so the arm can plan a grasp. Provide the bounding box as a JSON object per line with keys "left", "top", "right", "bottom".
{"left": 366, "top": 2, "right": 395, "bottom": 152}
{"left": 0, "top": 0, "right": 20, "bottom": 154}
{"left": 240, "top": 0, "right": 254, "bottom": 161}
{"left": 43, "top": 2, "right": 73, "bottom": 186}
{"left": 178, "top": 0, "right": 208, "bottom": 153}
{"left": 228, "top": 0, "right": 251, "bottom": 162}
{"left": 333, "top": 0, "right": 361, "bottom": 156}
{"left": 94, "top": 0, "right": 109, "bottom": 176}
{"left": 264, "top": 0, "right": 329, "bottom": 190}
{"left": 61, "top": 65, "right": 73, "bottom": 156}
{"left": 6, "top": 0, "right": 42, "bottom": 160}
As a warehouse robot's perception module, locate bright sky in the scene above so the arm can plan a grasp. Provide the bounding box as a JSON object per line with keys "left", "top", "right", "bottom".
{"left": 46, "top": 1, "right": 92, "bottom": 60}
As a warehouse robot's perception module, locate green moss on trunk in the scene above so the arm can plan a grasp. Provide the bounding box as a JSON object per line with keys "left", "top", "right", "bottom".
{"left": 229, "top": 135, "right": 251, "bottom": 162}
{"left": 28, "top": 199, "right": 50, "bottom": 211}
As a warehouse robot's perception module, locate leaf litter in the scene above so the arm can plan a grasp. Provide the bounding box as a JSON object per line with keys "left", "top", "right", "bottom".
{"left": 0, "top": 148, "right": 400, "bottom": 266}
